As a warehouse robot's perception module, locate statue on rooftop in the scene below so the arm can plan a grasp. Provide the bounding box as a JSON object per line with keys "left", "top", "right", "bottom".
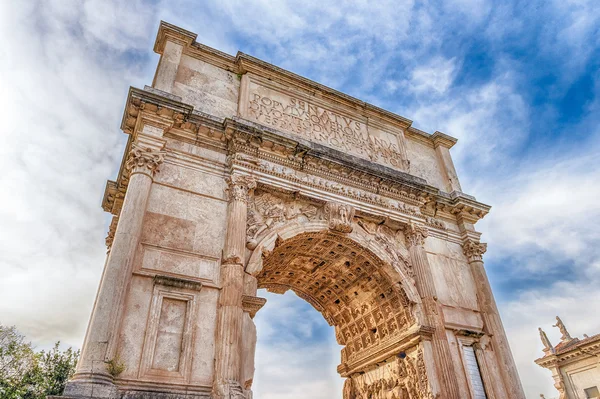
{"left": 553, "top": 316, "right": 572, "bottom": 342}
{"left": 539, "top": 327, "right": 554, "bottom": 353}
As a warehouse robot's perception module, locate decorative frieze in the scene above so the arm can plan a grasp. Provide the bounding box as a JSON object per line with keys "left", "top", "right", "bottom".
{"left": 344, "top": 348, "right": 434, "bottom": 399}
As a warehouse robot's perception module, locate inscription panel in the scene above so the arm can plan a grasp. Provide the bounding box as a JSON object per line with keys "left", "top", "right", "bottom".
{"left": 241, "top": 76, "right": 409, "bottom": 171}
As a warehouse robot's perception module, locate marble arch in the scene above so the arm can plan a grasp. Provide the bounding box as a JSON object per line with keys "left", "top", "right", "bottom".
{"left": 57, "top": 21, "right": 526, "bottom": 399}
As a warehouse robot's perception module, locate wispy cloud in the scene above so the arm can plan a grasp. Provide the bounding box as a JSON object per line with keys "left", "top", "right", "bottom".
{"left": 1, "top": 1, "right": 599, "bottom": 398}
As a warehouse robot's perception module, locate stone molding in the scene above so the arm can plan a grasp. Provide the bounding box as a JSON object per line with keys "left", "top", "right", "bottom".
{"left": 463, "top": 239, "right": 488, "bottom": 262}
{"left": 241, "top": 295, "right": 266, "bottom": 318}
{"left": 153, "top": 274, "right": 203, "bottom": 292}
{"left": 111, "top": 86, "right": 490, "bottom": 234}
{"left": 105, "top": 216, "right": 118, "bottom": 253}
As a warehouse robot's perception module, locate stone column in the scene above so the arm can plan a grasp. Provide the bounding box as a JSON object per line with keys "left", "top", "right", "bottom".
{"left": 463, "top": 240, "right": 526, "bottom": 399}
{"left": 213, "top": 174, "right": 257, "bottom": 399}
{"left": 64, "top": 144, "right": 164, "bottom": 399}
{"left": 405, "top": 223, "right": 461, "bottom": 399}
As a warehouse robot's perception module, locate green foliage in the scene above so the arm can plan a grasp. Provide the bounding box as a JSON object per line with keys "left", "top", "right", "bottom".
{"left": 105, "top": 357, "right": 125, "bottom": 377}
{"left": 0, "top": 324, "right": 79, "bottom": 399}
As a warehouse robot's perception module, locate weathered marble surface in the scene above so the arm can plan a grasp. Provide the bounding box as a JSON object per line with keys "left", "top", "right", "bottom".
{"left": 60, "top": 21, "right": 524, "bottom": 399}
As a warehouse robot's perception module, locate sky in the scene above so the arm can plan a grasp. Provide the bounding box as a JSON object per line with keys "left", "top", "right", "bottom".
{"left": 0, "top": 0, "right": 599, "bottom": 398}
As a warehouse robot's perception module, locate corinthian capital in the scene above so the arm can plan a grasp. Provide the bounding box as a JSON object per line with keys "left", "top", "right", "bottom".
{"left": 125, "top": 144, "right": 165, "bottom": 176}
{"left": 225, "top": 174, "right": 257, "bottom": 203}
{"left": 463, "top": 239, "right": 487, "bottom": 262}
{"left": 404, "top": 223, "right": 428, "bottom": 247}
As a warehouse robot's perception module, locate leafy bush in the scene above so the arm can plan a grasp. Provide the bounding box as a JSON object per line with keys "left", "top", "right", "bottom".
{"left": 0, "top": 324, "right": 79, "bottom": 399}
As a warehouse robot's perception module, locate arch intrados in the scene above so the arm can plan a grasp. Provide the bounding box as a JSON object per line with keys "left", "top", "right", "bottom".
{"left": 246, "top": 220, "right": 419, "bottom": 304}
{"left": 253, "top": 227, "right": 420, "bottom": 370}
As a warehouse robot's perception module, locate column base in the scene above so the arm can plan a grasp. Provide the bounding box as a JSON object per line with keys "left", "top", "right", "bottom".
{"left": 59, "top": 373, "right": 119, "bottom": 399}
{"left": 212, "top": 380, "right": 252, "bottom": 399}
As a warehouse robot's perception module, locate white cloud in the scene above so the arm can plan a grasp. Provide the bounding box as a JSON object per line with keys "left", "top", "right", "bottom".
{"left": 479, "top": 148, "right": 600, "bottom": 270}
{"left": 0, "top": 1, "right": 599, "bottom": 399}
{"left": 253, "top": 292, "right": 343, "bottom": 399}
{"left": 502, "top": 279, "right": 600, "bottom": 398}
{"left": 408, "top": 57, "right": 457, "bottom": 95}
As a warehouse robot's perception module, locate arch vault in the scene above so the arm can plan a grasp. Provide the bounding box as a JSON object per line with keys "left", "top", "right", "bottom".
{"left": 57, "top": 21, "right": 526, "bottom": 399}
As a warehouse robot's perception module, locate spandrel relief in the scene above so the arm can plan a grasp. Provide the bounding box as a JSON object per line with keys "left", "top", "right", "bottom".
{"left": 246, "top": 190, "right": 323, "bottom": 249}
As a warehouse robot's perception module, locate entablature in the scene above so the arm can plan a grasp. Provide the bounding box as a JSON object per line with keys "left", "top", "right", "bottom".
{"left": 104, "top": 87, "right": 490, "bottom": 240}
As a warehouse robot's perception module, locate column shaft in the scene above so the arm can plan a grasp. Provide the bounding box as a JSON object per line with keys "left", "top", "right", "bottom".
{"left": 65, "top": 144, "right": 164, "bottom": 398}
{"left": 406, "top": 224, "right": 461, "bottom": 399}
{"left": 213, "top": 175, "right": 256, "bottom": 398}
{"left": 464, "top": 240, "right": 525, "bottom": 399}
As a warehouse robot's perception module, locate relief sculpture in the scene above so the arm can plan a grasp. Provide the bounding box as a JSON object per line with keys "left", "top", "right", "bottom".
{"left": 346, "top": 348, "right": 435, "bottom": 399}
{"left": 246, "top": 190, "right": 321, "bottom": 249}
{"left": 325, "top": 201, "right": 355, "bottom": 233}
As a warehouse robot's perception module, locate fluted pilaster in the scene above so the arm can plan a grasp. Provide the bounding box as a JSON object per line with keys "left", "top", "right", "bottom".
{"left": 65, "top": 143, "right": 165, "bottom": 399}
{"left": 463, "top": 239, "right": 526, "bottom": 399}
{"left": 405, "top": 223, "right": 461, "bottom": 399}
{"left": 213, "top": 174, "right": 257, "bottom": 399}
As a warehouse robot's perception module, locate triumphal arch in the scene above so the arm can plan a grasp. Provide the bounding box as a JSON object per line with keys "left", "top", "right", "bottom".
{"left": 59, "top": 22, "right": 525, "bottom": 399}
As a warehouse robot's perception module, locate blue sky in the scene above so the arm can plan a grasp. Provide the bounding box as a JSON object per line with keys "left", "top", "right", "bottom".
{"left": 0, "top": 1, "right": 599, "bottom": 398}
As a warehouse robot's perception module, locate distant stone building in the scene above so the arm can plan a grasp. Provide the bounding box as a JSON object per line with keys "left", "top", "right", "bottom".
{"left": 536, "top": 317, "right": 600, "bottom": 399}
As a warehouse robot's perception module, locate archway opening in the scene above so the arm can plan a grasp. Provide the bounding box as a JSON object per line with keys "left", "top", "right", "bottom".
{"left": 253, "top": 290, "right": 343, "bottom": 399}
{"left": 251, "top": 231, "right": 416, "bottom": 398}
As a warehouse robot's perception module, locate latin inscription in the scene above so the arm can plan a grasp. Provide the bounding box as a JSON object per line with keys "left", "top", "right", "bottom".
{"left": 247, "top": 92, "right": 407, "bottom": 169}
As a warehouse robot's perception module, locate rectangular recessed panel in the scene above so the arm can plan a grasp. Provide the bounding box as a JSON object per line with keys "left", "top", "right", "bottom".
{"left": 152, "top": 298, "right": 187, "bottom": 372}
{"left": 463, "top": 345, "right": 487, "bottom": 399}
{"left": 141, "top": 245, "right": 218, "bottom": 281}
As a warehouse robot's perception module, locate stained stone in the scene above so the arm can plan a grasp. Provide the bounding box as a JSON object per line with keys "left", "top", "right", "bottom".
{"left": 58, "top": 21, "right": 525, "bottom": 399}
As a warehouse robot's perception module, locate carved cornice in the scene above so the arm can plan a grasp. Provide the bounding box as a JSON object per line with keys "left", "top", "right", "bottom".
{"left": 120, "top": 86, "right": 194, "bottom": 135}
{"left": 225, "top": 174, "right": 257, "bottom": 203}
{"left": 404, "top": 223, "right": 429, "bottom": 248}
{"left": 463, "top": 239, "right": 488, "bottom": 262}
{"left": 153, "top": 21, "right": 197, "bottom": 54}
{"left": 153, "top": 274, "right": 203, "bottom": 291}
{"left": 535, "top": 338, "right": 600, "bottom": 367}
{"left": 241, "top": 295, "right": 267, "bottom": 318}
{"left": 431, "top": 131, "right": 457, "bottom": 149}
{"left": 113, "top": 86, "right": 490, "bottom": 228}
{"left": 101, "top": 180, "right": 118, "bottom": 213}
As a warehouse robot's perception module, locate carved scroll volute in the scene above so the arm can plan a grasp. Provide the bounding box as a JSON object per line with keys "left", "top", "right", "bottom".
{"left": 462, "top": 239, "right": 488, "bottom": 263}
{"left": 225, "top": 175, "right": 257, "bottom": 204}
{"left": 325, "top": 202, "right": 355, "bottom": 233}
{"left": 125, "top": 143, "right": 166, "bottom": 177}
{"left": 404, "top": 223, "right": 429, "bottom": 248}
